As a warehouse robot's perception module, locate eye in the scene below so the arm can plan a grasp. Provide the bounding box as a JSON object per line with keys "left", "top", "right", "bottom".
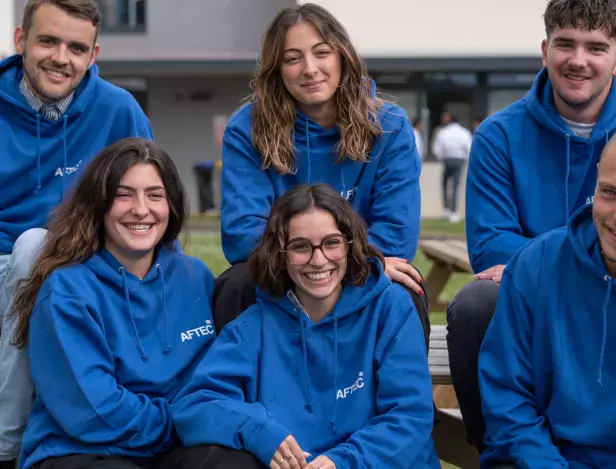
{"left": 323, "top": 238, "right": 342, "bottom": 248}
{"left": 115, "top": 192, "right": 131, "bottom": 199}
{"left": 315, "top": 49, "right": 331, "bottom": 57}
{"left": 149, "top": 192, "right": 166, "bottom": 199}
{"left": 284, "top": 56, "right": 300, "bottom": 64}
{"left": 289, "top": 242, "right": 311, "bottom": 252}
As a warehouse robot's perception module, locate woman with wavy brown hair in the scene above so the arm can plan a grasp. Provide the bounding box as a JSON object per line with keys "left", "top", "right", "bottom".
{"left": 215, "top": 2, "right": 427, "bottom": 338}
{"left": 11, "top": 138, "right": 263, "bottom": 469}
{"left": 173, "top": 184, "right": 439, "bottom": 469}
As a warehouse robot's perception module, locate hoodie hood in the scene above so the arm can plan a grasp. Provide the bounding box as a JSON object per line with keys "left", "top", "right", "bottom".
{"left": 0, "top": 54, "right": 153, "bottom": 255}
{"left": 568, "top": 204, "right": 614, "bottom": 386}
{"left": 0, "top": 54, "right": 99, "bottom": 120}
{"left": 256, "top": 258, "right": 390, "bottom": 434}
{"left": 525, "top": 68, "right": 616, "bottom": 142}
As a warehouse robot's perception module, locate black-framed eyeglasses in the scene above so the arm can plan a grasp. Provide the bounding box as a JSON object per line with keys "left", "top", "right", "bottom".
{"left": 283, "top": 234, "right": 353, "bottom": 265}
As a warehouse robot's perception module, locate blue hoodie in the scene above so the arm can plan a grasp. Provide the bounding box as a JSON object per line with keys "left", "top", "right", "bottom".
{"left": 220, "top": 87, "right": 422, "bottom": 264}
{"left": 171, "top": 260, "right": 439, "bottom": 468}
{"left": 479, "top": 204, "right": 616, "bottom": 468}
{"left": 20, "top": 247, "right": 216, "bottom": 469}
{"left": 465, "top": 68, "right": 616, "bottom": 273}
{"left": 0, "top": 55, "right": 153, "bottom": 254}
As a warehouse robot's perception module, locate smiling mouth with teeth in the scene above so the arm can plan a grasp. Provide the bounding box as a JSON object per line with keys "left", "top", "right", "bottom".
{"left": 124, "top": 224, "right": 153, "bottom": 233}
{"left": 564, "top": 74, "right": 588, "bottom": 81}
{"left": 304, "top": 270, "right": 334, "bottom": 281}
{"left": 43, "top": 68, "right": 69, "bottom": 78}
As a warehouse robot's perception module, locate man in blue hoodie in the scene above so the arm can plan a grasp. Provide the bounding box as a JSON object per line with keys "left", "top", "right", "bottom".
{"left": 0, "top": 1, "right": 152, "bottom": 466}
{"left": 447, "top": 0, "right": 616, "bottom": 453}
{"left": 479, "top": 134, "right": 616, "bottom": 469}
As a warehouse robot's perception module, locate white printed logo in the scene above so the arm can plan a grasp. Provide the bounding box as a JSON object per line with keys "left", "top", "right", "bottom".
{"left": 181, "top": 320, "right": 215, "bottom": 342}
{"left": 336, "top": 372, "right": 365, "bottom": 400}
{"left": 586, "top": 196, "right": 595, "bottom": 204}
{"left": 54, "top": 160, "right": 82, "bottom": 177}
{"left": 340, "top": 187, "right": 357, "bottom": 203}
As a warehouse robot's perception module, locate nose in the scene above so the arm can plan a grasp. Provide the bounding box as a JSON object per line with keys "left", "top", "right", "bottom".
{"left": 309, "top": 246, "right": 328, "bottom": 267}
{"left": 303, "top": 56, "right": 319, "bottom": 77}
{"left": 51, "top": 44, "right": 69, "bottom": 66}
{"left": 567, "top": 46, "right": 587, "bottom": 69}
{"left": 131, "top": 194, "right": 149, "bottom": 217}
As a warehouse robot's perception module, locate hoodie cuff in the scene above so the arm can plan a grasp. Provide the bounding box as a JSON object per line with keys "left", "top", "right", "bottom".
{"left": 245, "top": 417, "right": 291, "bottom": 465}
{"left": 323, "top": 446, "right": 351, "bottom": 469}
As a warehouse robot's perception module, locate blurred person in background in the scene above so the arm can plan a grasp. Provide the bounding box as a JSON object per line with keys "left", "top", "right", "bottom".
{"left": 431, "top": 111, "right": 472, "bottom": 223}
{"left": 412, "top": 117, "right": 425, "bottom": 160}
{"left": 0, "top": 1, "right": 152, "bottom": 466}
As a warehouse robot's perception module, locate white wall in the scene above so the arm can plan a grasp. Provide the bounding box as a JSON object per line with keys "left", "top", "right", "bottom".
{"left": 300, "top": 0, "right": 547, "bottom": 58}
{"left": 147, "top": 76, "right": 251, "bottom": 213}
{"left": 0, "top": 0, "right": 15, "bottom": 59}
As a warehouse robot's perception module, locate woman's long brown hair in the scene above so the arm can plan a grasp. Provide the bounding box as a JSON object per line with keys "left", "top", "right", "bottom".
{"left": 248, "top": 3, "right": 384, "bottom": 174}
{"left": 11, "top": 138, "right": 188, "bottom": 348}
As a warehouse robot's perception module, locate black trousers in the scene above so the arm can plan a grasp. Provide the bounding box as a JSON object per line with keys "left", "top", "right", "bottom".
{"left": 442, "top": 158, "right": 466, "bottom": 213}
{"left": 446, "top": 279, "right": 500, "bottom": 453}
{"left": 213, "top": 262, "right": 431, "bottom": 351}
{"left": 33, "top": 445, "right": 264, "bottom": 469}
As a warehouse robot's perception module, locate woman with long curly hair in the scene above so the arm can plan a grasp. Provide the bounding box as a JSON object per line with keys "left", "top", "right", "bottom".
{"left": 173, "top": 184, "right": 439, "bottom": 469}
{"left": 215, "top": 3, "right": 427, "bottom": 338}
{"left": 12, "top": 138, "right": 263, "bottom": 469}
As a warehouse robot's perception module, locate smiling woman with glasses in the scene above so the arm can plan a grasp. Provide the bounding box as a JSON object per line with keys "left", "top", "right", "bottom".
{"left": 171, "top": 183, "right": 439, "bottom": 469}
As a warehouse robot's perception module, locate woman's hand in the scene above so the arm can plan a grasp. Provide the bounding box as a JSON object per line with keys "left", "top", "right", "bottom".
{"left": 270, "top": 434, "right": 310, "bottom": 469}
{"left": 384, "top": 257, "right": 425, "bottom": 294}
{"left": 305, "top": 455, "right": 336, "bottom": 469}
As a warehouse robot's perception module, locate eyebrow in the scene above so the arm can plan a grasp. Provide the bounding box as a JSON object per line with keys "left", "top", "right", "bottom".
{"left": 36, "top": 34, "right": 91, "bottom": 52}
{"left": 552, "top": 37, "right": 610, "bottom": 48}
{"left": 117, "top": 184, "right": 165, "bottom": 192}
{"left": 283, "top": 41, "right": 329, "bottom": 54}
{"left": 287, "top": 233, "right": 343, "bottom": 243}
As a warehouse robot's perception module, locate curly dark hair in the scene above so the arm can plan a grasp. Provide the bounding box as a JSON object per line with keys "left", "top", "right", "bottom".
{"left": 544, "top": 0, "right": 616, "bottom": 38}
{"left": 248, "top": 184, "right": 384, "bottom": 296}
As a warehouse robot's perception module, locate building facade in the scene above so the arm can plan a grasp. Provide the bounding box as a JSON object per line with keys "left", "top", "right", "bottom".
{"left": 12, "top": 0, "right": 548, "bottom": 215}
{"left": 1, "top": 0, "right": 15, "bottom": 59}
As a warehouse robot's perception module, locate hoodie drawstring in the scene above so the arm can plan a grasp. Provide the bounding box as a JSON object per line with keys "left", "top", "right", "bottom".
{"left": 61, "top": 116, "right": 68, "bottom": 199}
{"left": 329, "top": 318, "right": 339, "bottom": 435}
{"left": 598, "top": 275, "right": 612, "bottom": 386}
{"left": 156, "top": 264, "right": 171, "bottom": 354}
{"left": 300, "top": 316, "right": 314, "bottom": 413}
{"left": 35, "top": 115, "right": 42, "bottom": 191}
{"left": 287, "top": 291, "right": 314, "bottom": 413}
{"left": 564, "top": 134, "right": 571, "bottom": 219}
{"left": 119, "top": 267, "right": 148, "bottom": 361}
{"left": 305, "top": 120, "right": 312, "bottom": 184}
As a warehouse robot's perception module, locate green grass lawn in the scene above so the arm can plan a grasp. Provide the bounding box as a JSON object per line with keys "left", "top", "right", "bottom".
{"left": 183, "top": 231, "right": 469, "bottom": 469}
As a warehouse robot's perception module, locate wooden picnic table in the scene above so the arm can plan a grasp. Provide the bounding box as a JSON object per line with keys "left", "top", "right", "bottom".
{"left": 419, "top": 238, "right": 473, "bottom": 311}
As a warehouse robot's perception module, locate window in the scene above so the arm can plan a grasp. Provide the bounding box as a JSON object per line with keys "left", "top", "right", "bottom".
{"left": 98, "top": 0, "right": 146, "bottom": 33}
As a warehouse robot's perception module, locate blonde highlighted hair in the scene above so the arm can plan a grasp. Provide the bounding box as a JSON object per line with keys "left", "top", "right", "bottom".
{"left": 248, "top": 3, "right": 383, "bottom": 174}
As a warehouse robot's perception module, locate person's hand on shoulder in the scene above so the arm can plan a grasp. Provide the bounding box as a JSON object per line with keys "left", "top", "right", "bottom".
{"left": 473, "top": 264, "right": 506, "bottom": 284}
{"left": 270, "top": 435, "right": 310, "bottom": 469}
{"left": 383, "top": 257, "right": 425, "bottom": 294}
